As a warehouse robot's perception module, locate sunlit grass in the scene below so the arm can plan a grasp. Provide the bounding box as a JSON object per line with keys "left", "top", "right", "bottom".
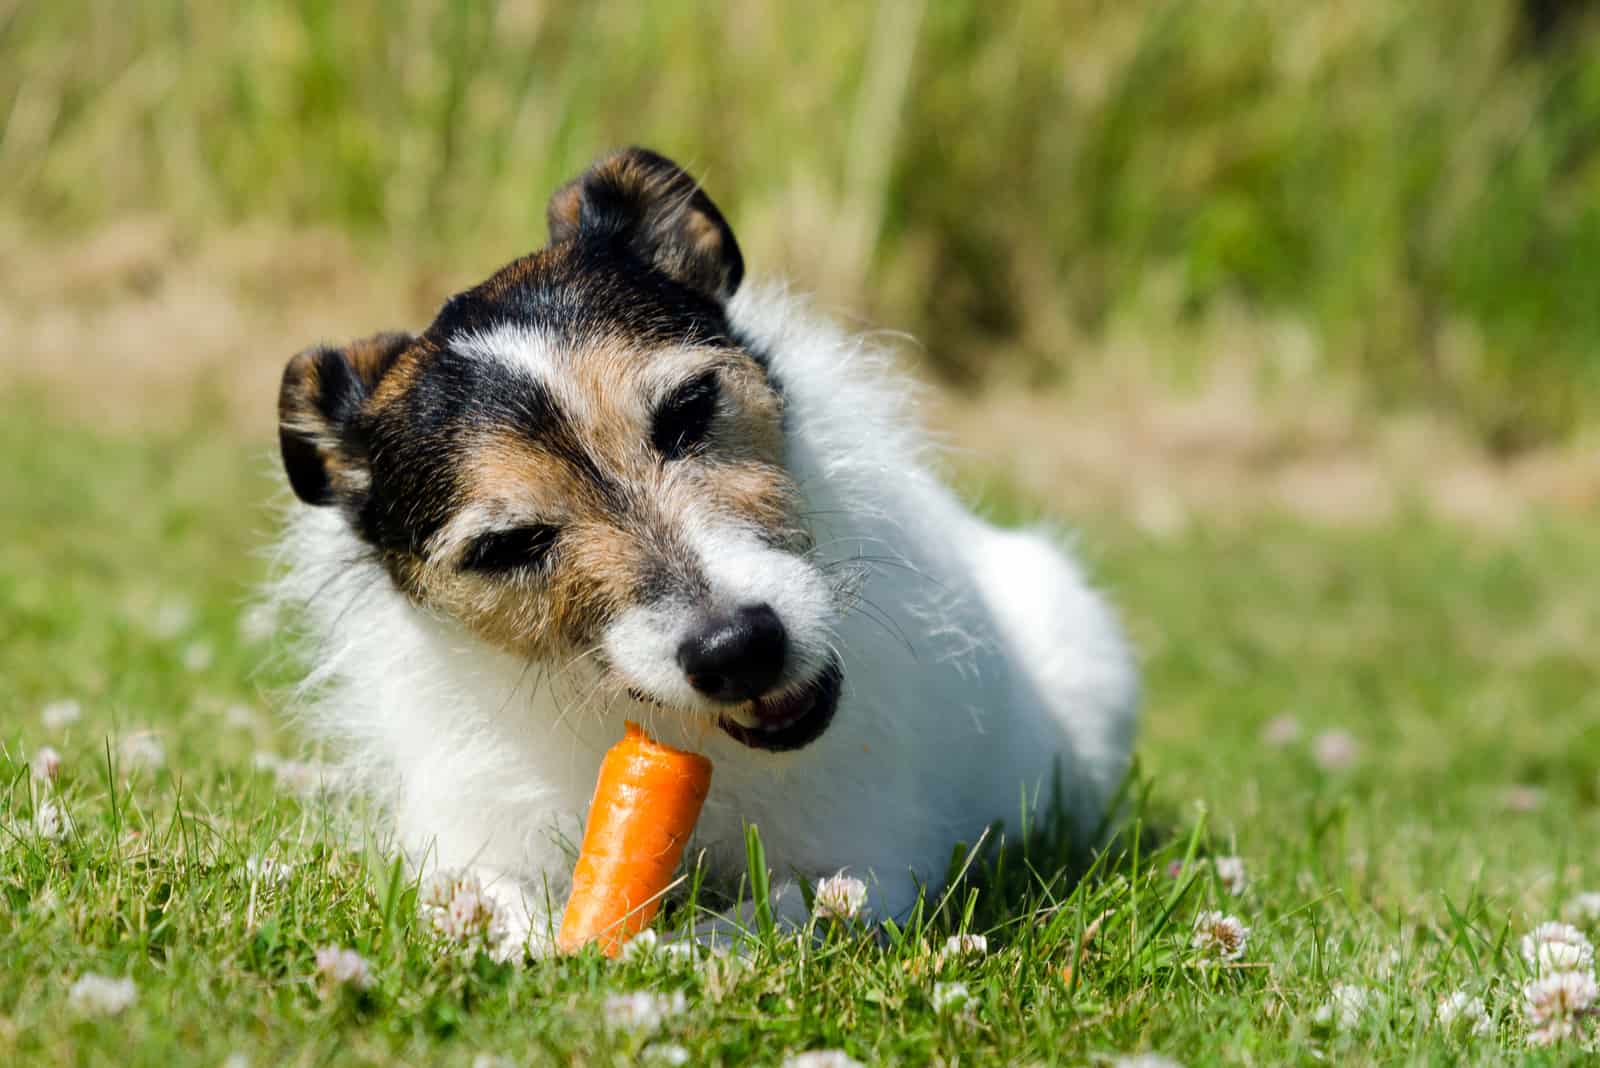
{"left": 4, "top": 412, "right": 1599, "bottom": 1063}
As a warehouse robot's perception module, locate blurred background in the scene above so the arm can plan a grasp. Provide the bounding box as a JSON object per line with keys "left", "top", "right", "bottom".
{"left": 4, "top": 12, "right": 1600, "bottom": 1057}
{"left": 2, "top": 0, "right": 1598, "bottom": 526}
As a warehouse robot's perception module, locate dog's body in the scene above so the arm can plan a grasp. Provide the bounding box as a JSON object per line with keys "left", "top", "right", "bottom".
{"left": 274, "top": 149, "right": 1137, "bottom": 955}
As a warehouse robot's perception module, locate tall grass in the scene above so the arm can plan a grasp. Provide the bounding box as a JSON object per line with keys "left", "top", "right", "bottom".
{"left": 3, "top": 0, "right": 1598, "bottom": 443}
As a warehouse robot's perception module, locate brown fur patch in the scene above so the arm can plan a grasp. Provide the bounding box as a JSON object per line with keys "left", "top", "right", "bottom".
{"left": 397, "top": 334, "right": 797, "bottom": 661}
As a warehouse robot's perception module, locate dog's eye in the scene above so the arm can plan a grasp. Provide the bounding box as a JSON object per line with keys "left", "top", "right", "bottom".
{"left": 652, "top": 371, "right": 720, "bottom": 460}
{"left": 460, "top": 524, "right": 559, "bottom": 574}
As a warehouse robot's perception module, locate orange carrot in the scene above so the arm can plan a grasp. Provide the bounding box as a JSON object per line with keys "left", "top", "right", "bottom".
{"left": 557, "top": 721, "right": 713, "bottom": 956}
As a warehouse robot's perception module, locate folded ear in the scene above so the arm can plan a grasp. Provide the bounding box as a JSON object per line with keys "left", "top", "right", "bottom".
{"left": 547, "top": 147, "right": 743, "bottom": 303}
{"left": 278, "top": 331, "right": 413, "bottom": 507}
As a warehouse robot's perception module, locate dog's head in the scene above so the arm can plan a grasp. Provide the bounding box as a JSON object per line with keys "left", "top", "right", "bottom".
{"left": 278, "top": 149, "right": 841, "bottom": 751}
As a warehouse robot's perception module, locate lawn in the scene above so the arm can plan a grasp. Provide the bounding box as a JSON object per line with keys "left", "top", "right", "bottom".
{"left": 6, "top": 3, "right": 1600, "bottom": 1062}
{"left": 3, "top": 407, "right": 1599, "bottom": 1066}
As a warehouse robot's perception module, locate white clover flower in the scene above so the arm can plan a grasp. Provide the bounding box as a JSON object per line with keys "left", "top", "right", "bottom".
{"left": 780, "top": 1053, "right": 866, "bottom": 1068}
{"left": 314, "top": 946, "right": 374, "bottom": 992}
{"left": 119, "top": 730, "right": 166, "bottom": 773}
{"left": 1313, "top": 984, "right": 1371, "bottom": 1030}
{"left": 937, "top": 933, "right": 990, "bottom": 965}
{"left": 418, "top": 871, "right": 508, "bottom": 949}
{"left": 418, "top": 869, "right": 462, "bottom": 909}
{"left": 31, "top": 745, "right": 62, "bottom": 784}
{"left": 620, "top": 929, "right": 697, "bottom": 965}
{"left": 1260, "top": 714, "right": 1301, "bottom": 748}
{"left": 1212, "top": 856, "right": 1247, "bottom": 896}
{"left": 1111, "top": 1056, "right": 1185, "bottom": 1068}
{"left": 223, "top": 704, "right": 258, "bottom": 728}
{"left": 41, "top": 699, "right": 82, "bottom": 730}
{"left": 1435, "top": 990, "right": 1492, "bottom": 1037}
{"left": 221, "top": 1054, "right": 251, "bottom": 1068}
{"left": 33, "top": 799, "right": 71, "bottom": 842}
{"left": 254, "top": 756, "right": 336, "bottom": 798}
{"left": 68, "top": 974, "right": 137, "bottom": 1015}
{"left": 642, "top": 1044, "right": 691, "bottom": 1066}
{"left": 1535, "top": 943, "right": 1594, "bottom": 976}
{"left": 1502, "top": 785, "right": 1544, "bottom": 813}
{"left": 661, "top": 941, "right": 697, "bottom": 963}
{"left": 1374, "top": 946, "right": 1403, "bottom": 980}
{"left": 238, "top": 603, "right": 277, "bottom": 645}
{"left": 245, "top": 856, "right": 294, "bottom": 886}
{"left": 151, "top": 596, "right": 195, "bottom": 638}
{"left": 1566, "top": 893, "right": 1600, "bottom": 926}
{"left": 695, "top": 942, "right": 748, "bottom": 989}
{"left": 181, "top": 641, "right": 214, "bottom": 673}
{"left": 620, "top": 928, "right": 661, "bottom": 960}
{"left": 602, "top": 990, "right": 687, "bottom": 1033}
{"left": 1520, "top": 922, "right": 1595, "bottom": 975}
{"left": 1190, "top": 911, "right": 1249, "bottom": 962}
{"left": 1312, "top": 729, "right": 1360, "bottom": 770}
{"left": 470, "top": 1056, "right": 513, "bottom": 1068}
{"left": 931, "top": 981, "right": 972, "bottom": 1013}
{"left": 1523, "top": 970, "right": 1597, "bottom": 1027}
{"left": 1529, "top": 1018, "right": 1578, "bottom": 1046}
{"left": 443, "top": 884, "right": 507, "bottom": 945}
{"left": 812, "top": 872, "right": 868, "bottom": 922}
{"left": 251, "top": 751, "right": 337, "bottom": 796}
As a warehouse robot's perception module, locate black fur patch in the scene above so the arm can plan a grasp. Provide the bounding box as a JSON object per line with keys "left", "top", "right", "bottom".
{"left": 460, "top": 524, "right": 560, "bottom": 573}
{"left": 428, "top": 242, "right": 736, "bottom": 352}
{"left": 547, "top": 147, "right": 744, "bottom": 302}
{"left": 279, "top": 332, "right": 413, "bottom": 509}
{"left": 652, "top": 370, "right": 720, "bottom": 459}
{"left": 279, "top": 426, "right": 332, "bottom": 506}
{"left": 280, "top": 149, "right": 775, "bottom": 569}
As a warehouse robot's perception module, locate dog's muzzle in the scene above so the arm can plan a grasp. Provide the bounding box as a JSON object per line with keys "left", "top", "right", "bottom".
{"left": 713, "top": 655, "right": 843, "bottom": 752}
{"left": 659, "top": 602, "right": 840, "bottom": 752}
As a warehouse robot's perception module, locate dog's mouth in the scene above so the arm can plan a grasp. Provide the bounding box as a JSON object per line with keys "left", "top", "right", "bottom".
{"left": 716, "top": 657, "right": 843, "bottom": 753}
{"left": 627, "top": 656, "right": 843, "bottom": 753}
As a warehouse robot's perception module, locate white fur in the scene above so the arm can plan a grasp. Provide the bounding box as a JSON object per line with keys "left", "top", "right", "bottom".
{"left": 273, "top": 282, "right": 1138, "bottom": 954}
{"left": 453, "top": 322, "right": 559, "bottom": 384}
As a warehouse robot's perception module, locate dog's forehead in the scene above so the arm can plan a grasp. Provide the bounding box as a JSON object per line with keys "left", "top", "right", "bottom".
{"left": 446, "top": 319, "right": 709, "bottom": 414}
{"left": 401, "top": 243, "right": 739, "bottom": 417}
{"left": 428, "top": 242, "right": 733, "bottom": 354}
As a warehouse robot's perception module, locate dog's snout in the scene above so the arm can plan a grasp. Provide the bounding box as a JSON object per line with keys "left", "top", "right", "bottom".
{"left": 677, "top": 603, "right": 787, "bottom": 703}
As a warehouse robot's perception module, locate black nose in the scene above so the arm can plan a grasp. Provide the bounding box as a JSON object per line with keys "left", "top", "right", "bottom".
{"left": 677, "top": 603, "right": 787, "bottom": 703}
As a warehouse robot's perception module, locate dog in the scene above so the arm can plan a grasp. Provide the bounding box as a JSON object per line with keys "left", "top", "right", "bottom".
{"left": 273, "top": 147, "right": 1138, "bottom": 956}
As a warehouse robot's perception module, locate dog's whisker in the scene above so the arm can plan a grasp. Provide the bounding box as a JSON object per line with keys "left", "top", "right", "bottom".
{"left": 843, "top": 595, "right": 918, "bottom": 660}
{"left": 494, "top": 656, "right": 541, "bottom": 720}
{"left": 819, "top": 554, "right": 947, "bottom": 594}
{"left": 547, "top": 645, "right": 613, "bottom": 736}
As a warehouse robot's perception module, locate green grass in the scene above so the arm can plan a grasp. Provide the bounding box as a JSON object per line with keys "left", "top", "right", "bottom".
{"left": 4, "top": 410, "right": 1600, "bottom": 1065}
{"left": 4, "top": 0, "right": 1600, "bottom": 442}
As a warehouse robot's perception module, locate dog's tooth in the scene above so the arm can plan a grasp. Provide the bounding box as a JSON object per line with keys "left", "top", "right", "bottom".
{"left": 725, "top": 707, "right": 762, "bottom": 729}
